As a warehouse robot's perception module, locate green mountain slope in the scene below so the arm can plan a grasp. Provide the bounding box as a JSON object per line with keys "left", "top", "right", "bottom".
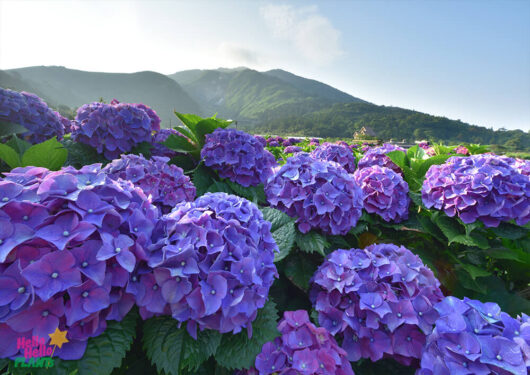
{"left": 1, "top": 66, "right": 201, "bottom": 125}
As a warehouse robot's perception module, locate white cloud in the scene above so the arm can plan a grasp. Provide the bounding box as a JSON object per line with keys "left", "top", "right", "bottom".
{"left": 218, "top": 42, "right": 261, "bottom": 66}
{"left": 260, "top": 4, "right": 343, "bottom": 65}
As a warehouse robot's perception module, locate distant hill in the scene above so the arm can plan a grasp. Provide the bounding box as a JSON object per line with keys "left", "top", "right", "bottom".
{"left": 0, "top": 66, "right": 201, "bottom": 125}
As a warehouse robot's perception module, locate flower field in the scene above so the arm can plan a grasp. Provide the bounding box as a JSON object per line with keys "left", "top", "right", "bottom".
{"left": 0, "top": 88, "right": 529, "bottom": 375}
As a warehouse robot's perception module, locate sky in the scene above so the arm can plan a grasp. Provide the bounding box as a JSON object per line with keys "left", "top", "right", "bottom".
{"left": 0, "top": 0, "right": 529, "bottom": 131}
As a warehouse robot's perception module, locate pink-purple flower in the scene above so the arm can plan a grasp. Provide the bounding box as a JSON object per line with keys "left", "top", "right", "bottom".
{"left": 311, "top": 143, "right": 357, "bottom": 174}
{"left": 358, "top": 143, "right": 406, "bottom": 175}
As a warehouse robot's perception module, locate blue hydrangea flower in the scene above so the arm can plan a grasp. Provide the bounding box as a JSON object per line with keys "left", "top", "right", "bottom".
{"left": 309, "top": 244, "right": 444, "bottom": 366}
{"left": 284, "top": 146, "right": 302, "bottom": 154}
{"left": 103, "top": 153, "right": 196, "bottom": 213}
{"left": 422, "top": 154, "right": 530, "bottom": 227}
{"left": 418, "top": 296, "right": 530, "bottom": 375}
{"left": 311, "top": 143, "right": 356, "bottom": 174}
{"left": 0, "top": 88, "right": 66, "bottom": 143}
{"left": 358, "top": 143, "right": 406, "bottom": 175}
{"left": 71, "top": 101, "right": 153, "bottom": 159}
{"left": 201, "top": 129, "right": 277, "bottom": 187}
{"left": 265, "top": 153, "right": 363, "bottom": 235}
{"left": 353, "top": 165, "right": 410, "bottom": 223}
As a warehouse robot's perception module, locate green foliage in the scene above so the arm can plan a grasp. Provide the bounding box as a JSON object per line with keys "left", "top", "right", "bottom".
{"left": 295, "top": 230, "right": 328, "bottom": 256}
{"left": 0, "top": 137, "right": 67, "bottom": 171}
{"left": 62, "top": 138, "right": 107, "bottom": 168}
{"left": 213, "top": 300, "right": 279, "bottom": 370}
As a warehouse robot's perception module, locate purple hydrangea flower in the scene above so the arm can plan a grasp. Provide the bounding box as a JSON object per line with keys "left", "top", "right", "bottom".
{"left": 268, "top": 141, "right": 280, "bottom": 147}
{"left": 418, "top": 296, "right": 530, "bottom": 375}
{"left": 0, "top": 88, "right": 66, "bottom": 143}
{"left": 418, "top": 142, "right": 436, "bottom": 156}
{"left": 265, "top": 153, "right": 363, "bottom": 235}
{"left": 202, "top": 129, "right": 277, "bottom": 187}
{"left": 311, "top": 142, "right": 357, "bottom": 174}
{"left": 309, "top": 244, "right": 444, "bottom": 366}
{"left": 284, "top": 146, "right": 302, "bottom": 154}
{"left": 358, "top": 143, "right": 406, "bottom": 175}
{"left": 422, "top": 154, "right": 530, "bottom": 227}
{"left": 110, "top": 100, "right": 161, "bottom": 132}
{"left": 71, "top": 101, "right": 153, "bottom": 159}
{"left": 254, "top": 135, "right": 267, "bottom": 147}
{"left": 452, "top": 145, "right": 470, "bottom": 155}
{"left": 144, "top": 193, "right": 278, "bottom": 335}
{"left": 0, "top": 164, "right": 159, "bottom": 359}
{"left": 150, "top": 128, "right": 181, "bottom": 158}
{"left": 353, "top": 165, "right": 410, "bottom": 222}
{"left": 103, "top": 153, "right": 196, "bottom": 213}
{"left": 250, "top": 310, "right": 355, "bottom": 375}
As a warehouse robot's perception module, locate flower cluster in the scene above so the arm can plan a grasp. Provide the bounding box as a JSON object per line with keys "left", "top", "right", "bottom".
{"left": 254, "top": 135, "right": 267, "bottom": 147}
{"left": 143, "top": 192, "right": 278, "bottom": 335}
{"left": 0, "top": 88, "right": 66, "bottom": 143}
{"left": 71, "top": 101, "right": 153, "bottom": 159}
{"left": 309, "top": 244, "right": 444, "bottom": 366}
{"left": 284, "top": 146, "right": 302, "bottom": 154}
{"left": 353, "top": 165, "right": 410, "bottom": 222}
{"left": 311, "top": 143, "right": 357, "bottom": 174}
{"left": 418, "top": 142, "right": 436, "bottom": 156}
{"left": 110, "top": 99, "right": 161, "bottom": 132}
{"left": 150, "top": 128, "right": 180, "bottom": 158}
{"left": 452, "top": 145, "right": 470, "bottom": 155}
{"left": 422, "top": 154, "right": 530, "bottom": 227}
{"left": 309, "top": 138, "right": 320, "bottom": 147}
{"left": 102, "top": 154, "right": 196, "bottom": 213}
{"left": 0, "top": 164, "right": 159, "bottom": 360}
{"left": 201, "top": 129, "right": 277, "bottom": 187}
{"left": 418, "top": 296, "right": 530, "bottom": 375}
{"left": 265, "top": 153, "right": 363, "bottom": 235}
{"left": 358, "top": 143, "right": 406, "bottom": 175}
{"left": 251, "top": 310, "right": 355, "bottom": 375}
{"left": 507, "top": 157, "right": 530, "bottom": 177}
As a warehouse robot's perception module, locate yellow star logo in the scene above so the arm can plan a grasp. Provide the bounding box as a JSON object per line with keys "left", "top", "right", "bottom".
{"left": 48, "top": 328, "right": 69, "bottom": 349}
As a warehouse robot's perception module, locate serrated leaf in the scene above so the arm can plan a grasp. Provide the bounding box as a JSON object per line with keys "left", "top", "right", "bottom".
{"left": 0, "top": 142, "right": 22, "bottom": 168}
{"left": 349, "top": 222, "right": 368, "bottom": 236}
{"left": 206, "top": 181, "right": 233, "bottom": 194}
{"left": 272, "top": 221, "right": 296, "bottom": 262}
{"left": 417, "top": 155, "right": 451, "bottom": 177}
{"left": 295, "top": 230, "right": 328, "bottom": 256}
{"left": 385, "top": 150, "right": 407, "bottom": 169}
{"left": 284, "top": 254, "right": 319, "bottom": 291}
{"left": 180, "top": 326, "right": 222, "bottom": 372}
{"left": 21, "top": 137, "right": 67, "bottom": 170}
{"left": 143, "top": 316, "right": 184, "bottom": 375}
{"left": 408, "top": 191, "right": 423, "bottom": 207}
{"left": 260, "top": 207, "right": 294, "bottom": 232}
{"left": 435, "top": 215, "right": 464, "bottom": 239}
{"left": 226, "top": 181, "right": 266, "bottom": 205}
{"left": 451, "top": 233, "right": 489, "bottom": 249}
{"left": 489, "top": 222, "right": 529, "bottom": 240}
{"left": 193, "top": 165, "right": 215, "bottom": 196}
{"left": 214, "top": 300, "right": 279, "bottom": 370}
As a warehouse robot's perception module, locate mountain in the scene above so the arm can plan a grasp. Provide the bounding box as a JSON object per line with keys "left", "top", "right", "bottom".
{"left": 0, "top": 66, "right": 201, "bottom": 125}
{"left": 168, "top": 67, "right": 364, "bottom": 123}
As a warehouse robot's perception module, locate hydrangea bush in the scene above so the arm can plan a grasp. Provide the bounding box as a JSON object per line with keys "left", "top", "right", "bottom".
{"left": 358, "top": 143, "right": 406, "bottom": 175}
{"left": 309, "top": 244, "right": 444, "bottom": 366}
{"left": 311, "top": 143, "right": 357, "bottom": 174}
{"left": 418, "top": 296, "right": 530, "bottom": 375}
{"left": 265, "top": 153, "right": 363, "bottom": 235}
{"left": 0, "top": 88, "right": 66, "bottom": 143}
{"left": 0, "top": 164, "right": 159, "bottom": 359}
{"left": 202, "top": 129, "right": 277, "bottom": 187}
{"left": 143, "top": 192, "right": 278, "bottom": 335}
{"left": 353, "top": 165, "right": 410, "bottom": 223}
{"left": 422, "top": 154, "right": 530, "bottom": 227}
{"left": 102, "top": 153, "right": 196, "bottom": 213}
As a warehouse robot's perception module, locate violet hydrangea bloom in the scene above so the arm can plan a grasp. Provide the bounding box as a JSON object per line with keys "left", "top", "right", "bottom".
{"left": 311, "top": 142, "right": 357, "bottom": 174}
{"left": 265, "top": 153, "right": 363, "bottom": 235}
{"left": 418, "top": 296, "right": 530, "bottom": 375}
{"left": 251, "top": 310, "right": 354, "bottom": 375}
{"left": 103, "top": 153, "right": 196, "bottom": 213}
{"left": 0, "top": 164, "right": 159, "bottom": 360}
{"left": 422, "top": 154, "right": 530, "bottom": 227}
{"left": 0, "top": 88, "right": 66, "bottom": 143}
{"left": 144, "top": 193, "right": 278, "bottom": 335}
{"left": 452, "top": 145, "right": 470, "bottom": 155}
{"left": 284, "top": 146, "right": 302, "bottom": 154}
{"left": 71, "top": 100, "right": 153, "bottom": 159}
{"left": 358, "top": 143, "right": 406, "bottom": 175}
{"left": 254, "top": 135, "right": 267, "bottom": 147}
{"left": 201, "top": 128, "right": 277, "bottom": 187}
{"left": 309, "top": 244, "right": 444, "bottom": 366}
{"left": 353, "top": 165, "right": 410, "bottom": 223}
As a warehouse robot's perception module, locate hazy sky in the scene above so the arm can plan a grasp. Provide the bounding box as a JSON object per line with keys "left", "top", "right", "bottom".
{"left": 1, "top": 0, "right": 529, "bottom": 131}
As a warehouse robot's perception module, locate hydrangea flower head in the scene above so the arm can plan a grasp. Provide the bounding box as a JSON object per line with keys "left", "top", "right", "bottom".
{"left": 311, "top": 143, "right": 357, "bottom": 174}
{"left": 145, "top": 193, "right": 278, "bottom": 335}
{"left": 284, "top": 146, "right": 302, "bottom": 154}
{"left": 103, "top": 153, "right": 196, "bottom": 213}
{"left": 418, "top": 142, "right": 436, "bottom": 156}
{"left": 358, "top": 143, "right": 406, "bottom": 175}
{"left": 71, "top": 101, "right": 153, "bottom": 159}
{"left": 110, "top": 99, "right": 161, "bottom": 131}
{"left": 418, "top": 296, "right": 530, "bottom": 375}
{"left": 265, "top": 153, "right": 363, "bottom": 235}
{"left": 353, "top": 165, "right": 410, "bottom": 222}
{"left": 452, "top": 145, "right": 470, "bottom": 155}
{"left": 422, "top": 154, "right": 530, "bottom": 227}
{"left": 309, "top": 243, "right": 444, "bottom": 366}
{"left": 0, "top": 88, "right": 66, "bottom": 143}
{"left": 201, "top": 128, "right": 277, "bottom": 187}
{"left": 251, "top": 310, "right": 355, "bottom": 375}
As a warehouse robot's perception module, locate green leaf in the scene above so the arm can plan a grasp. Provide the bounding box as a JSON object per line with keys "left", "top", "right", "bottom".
{"left": 435, "top": 215, "right": 464, "bottom": 239}
{"left": 21, "top": 137, "right": 67, "bottom": 170}
{"left": 407, "top": 145, "right": 426, "bottom": 160}
{"left": 408, "top": 191, "right": 423, "bottom": 207}
{"left": 272, "top": 221, "right": 296, "bottom": 262}
{"left": 284, "top": 254, "right": 319, "bottom": 291}
{"left": 170, "top": 155, "right": 197, "bottom": 172}
{"left": 195, "top": 119, "right": 225, "bottom": 148}
{"left": 460, "top": 263, "right": 491, "bottom": 280}
{"left": 180, "top": 325, "right": 222, "bottom": 372}
{"left": 173, "top": 125, "right": 199, "bottom": 145}
{"left": 489, "top": 222, "right": 529, "bottom": 240}
{"left": 417, "top": 155, "right": 451, "bottom": 177}
{"left": 349, "top": 222, "right": 368, "bottom": 236}
{"left": 226, "top": 181, "right": 267, "bottom": 205}
{"left": 486, "top": 247, "right": 526, "bottom": 263}
{"left": 214, "top": 300, "right": 279, "bottom": 370}
{"left": 295, "top": 230, "right": 328, "bottom": 256}
{"left": 129, "top": 141, "right": 152, "bottom": 158}
{"left": 175, "top": 112, "right": 203, "bottom": 133}
{"left": 260, "top": 207, "right": 294, "bottom": 232}
{"left": 451, "top": 233, "right": 489, "bottom": 249}
{"left": 0, "top": 143, "right": 22, "bottom": 168}
{"left": 0, "top": 120, "right": 27, "bottom": 137}
{"left": 401, "top": 165, "right": 422, "bottom": 191}
{"left": 206, "top": 181, "right": 233, "bottom": 194}
{"left": 62, "top": 139, "right": 107, "bottom": 168}
{"left": 385, "top": 150, "right": 407, "bottom": 169}
{"left": 193, "top": 165, "right": 216, "bottom": 196}
{"left": 5, "top": 135, "right": 31, "bottom": 156}
{"left": 163, "top": 134, "right": 197, "bottom": 153}
{"left": 456, "top": 267, "right": 487, "bottom": 294}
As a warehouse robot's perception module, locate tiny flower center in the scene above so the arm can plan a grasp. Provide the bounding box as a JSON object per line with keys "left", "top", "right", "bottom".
{"left": 181, "top": 261, "right": 186, "bottom": 266}
{"left": 82, "top": 261, "right": 88, "bottom": 268}
{"left": 153, "top": 285, "right": 158, "bottom": 290}
{"left": 210, "top": 289, "right": 216, "bottom": 295}
{"left": 134, "top": 227, "right": 138, "bottom": 232}
{"left": 1, "top": 197, "right": 8, "bottom": 202}
{"left": 496, "top": 355, "right": 502, "bottom": 361}
{"left": 63, "top": 231, "right": 70, "bottom": 237}
{"left": 51, "top": 272, "right": 59, "bottom": 279}
{"left": 397, "top": 313, "right": 402, "bottom": 318}
{"left": 115, "top": 247, "right": 121, "bottom": 253}
{"left": 82, "top": 291, "right": 89, "bottom": 298}
{"left": 88, "top": 209, "right": 93, "bottom": 213}
{"left": 298, "top": 341, "right": 303, "bottom": 346}
{"left": 132, "top": 276, "right": 137, "bottom": 282}
{"left": 23, "top": 216, "right": 28, "bottom": 221}
{"left": 42, "top": 310, "right": 49, "bottom": 317}
{"left": 17, "top": 286, "right": 25, "bottom": 294}
{"left": 406, "top": 336, "right": 412, "bottom": 342}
